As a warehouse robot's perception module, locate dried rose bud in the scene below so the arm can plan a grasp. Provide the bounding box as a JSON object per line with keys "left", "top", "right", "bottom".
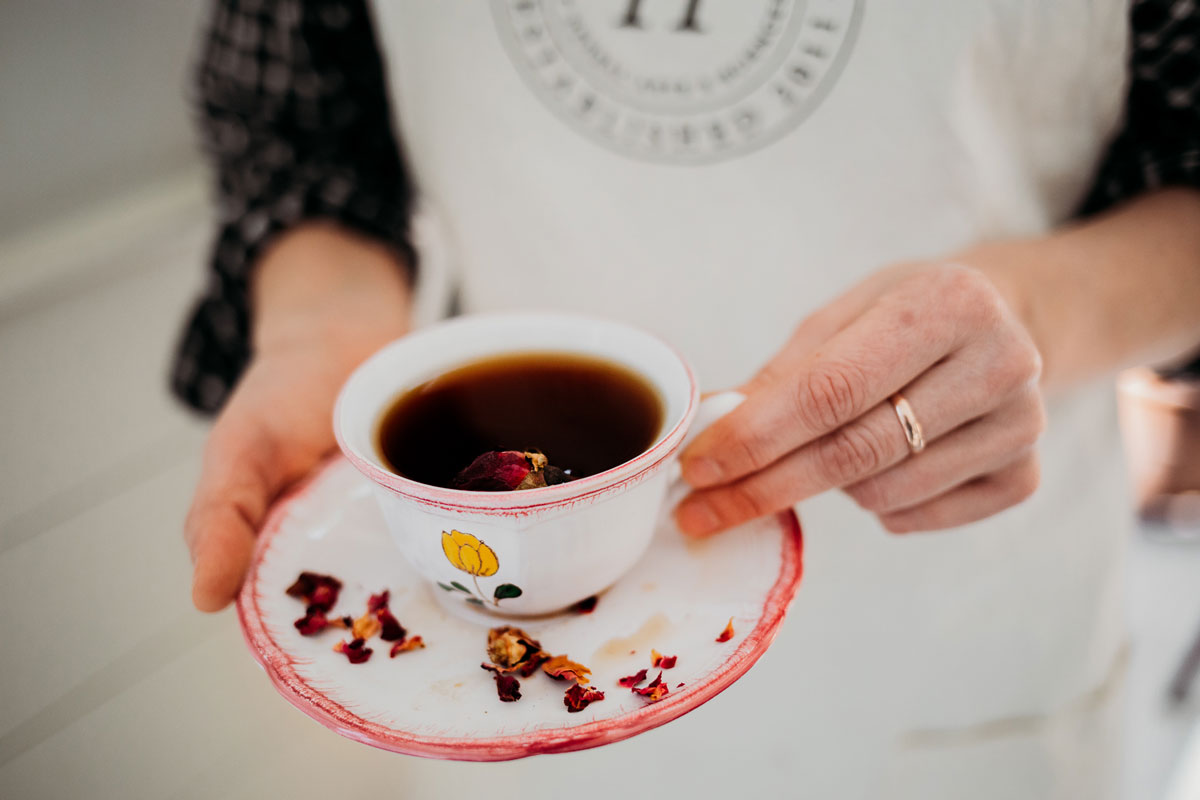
{"left": 618, "top": 669, "right": 648, "bottom": 688}
{"left": 487, "top": 626, "right": 543, "bottom": 671}
{"left": 716, "top": 618, "right": 735, "bottom": 643}
{"left": 564, "top": 684, "right": 605, "bottom": 713}
{"left": 542, "top": 654, "right": 592, "bottom": 685}
{"left": 632, "top": 672, "right": 669, "bottom": 703}
{"left": 650, "top": 650, "right": 677, "bottom": 669}
{"left": 286, "top": 572, "right": 342, "bottom": 613}
{"left": 333, "top": 638, "right": 373, "bottom": 664}
{"left": 389, "top": 636, "right": 425, "bottom": 656}
{"left": 451, "top": 450, "right": 576, "bottom": 492}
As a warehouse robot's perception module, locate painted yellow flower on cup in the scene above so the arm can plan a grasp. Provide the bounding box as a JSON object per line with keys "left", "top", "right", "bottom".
{"left": 438, "top": 530, "right": 522, "bottom": 607}
{"left": 442, "top": 530, "right": 498, "bottom": 577}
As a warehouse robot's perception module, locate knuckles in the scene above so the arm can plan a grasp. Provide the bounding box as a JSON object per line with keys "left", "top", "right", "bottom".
{"left": 814, "top": 421, "right": 892, "bottom": 486}
{"left": 796, "top": 361, "right": 870, "bottom": 433}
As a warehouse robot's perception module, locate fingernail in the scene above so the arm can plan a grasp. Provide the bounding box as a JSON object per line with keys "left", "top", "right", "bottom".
{"left": 682, "top": 457, "right": 723, "bottom": 487}
{"left": 675, "top": 498, "right": 720, "bottom": 536}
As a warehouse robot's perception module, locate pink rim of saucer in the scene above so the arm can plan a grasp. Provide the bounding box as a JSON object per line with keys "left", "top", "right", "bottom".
{"left": 236, "top": 457, "right": 805, "bottom": 762}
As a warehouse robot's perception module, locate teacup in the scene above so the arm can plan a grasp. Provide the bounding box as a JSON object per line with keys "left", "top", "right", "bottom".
{"left": 334, "top": 312, "right": 742, "bottom": 615}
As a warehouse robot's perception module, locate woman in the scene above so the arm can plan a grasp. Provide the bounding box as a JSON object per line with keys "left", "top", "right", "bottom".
{"left": 177, "top": 1, "right": 1200, "bottom": 796}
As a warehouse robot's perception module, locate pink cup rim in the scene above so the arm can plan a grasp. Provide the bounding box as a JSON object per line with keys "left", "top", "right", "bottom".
{"left": 333, "top": 312, "right": 700, "bottom": 514}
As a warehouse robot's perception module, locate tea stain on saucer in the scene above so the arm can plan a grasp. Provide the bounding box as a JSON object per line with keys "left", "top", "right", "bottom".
{"left": 591, "top": 612, "right": 670, "bottom": 666}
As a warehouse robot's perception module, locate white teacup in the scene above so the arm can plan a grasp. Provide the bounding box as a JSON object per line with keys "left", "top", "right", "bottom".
{"left": 334, "top": 312, "right": 742, "bottom": 615}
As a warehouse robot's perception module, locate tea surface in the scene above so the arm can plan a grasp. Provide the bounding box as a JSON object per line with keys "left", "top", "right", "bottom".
{"left": 377, "top": 352, "right": 664, "bottom": 489}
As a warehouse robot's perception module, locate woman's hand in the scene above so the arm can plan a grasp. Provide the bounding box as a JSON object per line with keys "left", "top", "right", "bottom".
{"left": 675, "top": 262, "right": 1046, "bottom": 536}
{"left": 185, "top": 224, "right": 412, "bottom": 611}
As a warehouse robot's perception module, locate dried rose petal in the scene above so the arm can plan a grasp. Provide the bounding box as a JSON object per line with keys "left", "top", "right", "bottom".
{"left": 328, "top": 615, "right": 353, "bottom": 629}
{"left": 650, "top": 649, "right": 677, "bottom": 669}
{"left": 571, "top": 595, "right": 598, "bottom": 614}
{"left": 293, "top": 606, "right": 329, "bottom": 636}
{"left": 542, "top": 654, "right": 592, "bottom": 685}
{"left": 716, "top": 618, "right": 735, "bottom": 643}
{"left": 632, "top": 671, "right": 669, "bottom": 703}
{"left": 389, "top": 636, "right": 425, "bottom": 656}
{"left": 367, "top": 589, "right": 390, "bottom": 613}
{"left": 618, "top": 668, "right": 649, "bottom": 688}
{"left": 376, "top": 608, "right": 406, "bottom": 642}
{"left": 286, "top": 572, "right": 342, "bottom": 612}
{"left": 481, "top": 664, "right": 522, "bottom": 702}
{"left": 333, "top": 638, "right": 373, "bottom": 664}
{"left": 564, "top": 684, "right": 605, "bottom": 713}
{"left": 352, "top": 612, "right": 382, "bottom": 640}
{"left": 487, "top": 626, "right": 543, "bottom": 670}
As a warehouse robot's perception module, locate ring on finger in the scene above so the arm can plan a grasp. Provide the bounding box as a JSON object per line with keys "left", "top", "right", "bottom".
{"left": 890, "top": 393, "right": 926, "bottom": 455}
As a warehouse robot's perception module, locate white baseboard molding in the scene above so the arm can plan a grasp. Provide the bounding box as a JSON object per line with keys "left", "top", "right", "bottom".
{"left": 0, "top": 167, "right": 210, "bottom": 320}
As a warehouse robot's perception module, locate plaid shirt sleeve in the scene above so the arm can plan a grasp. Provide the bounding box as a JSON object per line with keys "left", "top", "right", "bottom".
{"left": 171, "top": 0, "right": 414, "bottom": 413}
{"left": 1082, "top": 0, "right": 1200, "bottom": 213}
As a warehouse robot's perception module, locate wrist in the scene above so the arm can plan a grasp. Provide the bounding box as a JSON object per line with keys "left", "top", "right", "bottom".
{"left": 251, "top": 222, "right": 414, "bottom": 360}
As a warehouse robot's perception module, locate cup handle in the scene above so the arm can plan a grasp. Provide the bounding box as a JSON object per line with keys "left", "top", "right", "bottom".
{"left": 663, "top": 390, "right": 746, "bottom": 512}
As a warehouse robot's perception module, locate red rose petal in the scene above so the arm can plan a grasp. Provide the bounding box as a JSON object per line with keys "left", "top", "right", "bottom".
{"left": 367, "top": 589, "right": 390, "bottom": 613}
{"left": 376, "top": 608, "right": 407, "bottom": 642}
{"left": 286, "top": 572, "right": 342, "bottom": 612}
{"left": 333, "top": 638, "right": 373, "bottom": 664}
{"left": 564, "top": 684, "right": 606, "bottom": 713}
{"left": 716, "top": 617, "right": 735, "bottom": 643}
{"left": 618, "top": 668, "right": 649, "bottom": 688}
{"left": 650, "top": 649, "right": 678, "bottom": 669}
{"left": 632, "top": 671, "right": 669, "bottom": 703}
{"left": 493, "top": 672, "right": 522, "bottom": 702}
{"left": 293, "top": 606, "right": 329, "bottom": 636}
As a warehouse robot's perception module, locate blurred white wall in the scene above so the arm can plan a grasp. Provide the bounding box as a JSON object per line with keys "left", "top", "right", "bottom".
{"left": 0, "top": 1, "right": 207, "bottom": 241}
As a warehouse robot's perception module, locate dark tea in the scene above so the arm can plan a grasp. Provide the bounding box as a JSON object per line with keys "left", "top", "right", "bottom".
{"left": 376, "top": 352, "right": 664, "bottom": 489}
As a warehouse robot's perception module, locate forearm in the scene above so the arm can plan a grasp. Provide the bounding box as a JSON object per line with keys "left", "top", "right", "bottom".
{"left": 962, "top": 189, "right": 1200, "bottom": 390}
{"left": 252, "top": 222, "right": 415, "bottom": 361}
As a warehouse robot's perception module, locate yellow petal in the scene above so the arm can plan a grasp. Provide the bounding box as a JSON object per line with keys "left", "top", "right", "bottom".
{"left": 441, "top": 531, "right": 463, "bottom": 571}
{"left": 450, "top": 530, "right": 480, "bottom": 549}
{"left": 458, "top": 544, "right": 482, "bottom": 575}
{"left": 476, "top": 541, "right": 499, "bottom": 577}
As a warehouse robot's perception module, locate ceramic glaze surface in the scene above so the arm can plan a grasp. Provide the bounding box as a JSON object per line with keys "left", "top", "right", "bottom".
{"left": 238, "top": 458, "right": 803, "bottom": 760}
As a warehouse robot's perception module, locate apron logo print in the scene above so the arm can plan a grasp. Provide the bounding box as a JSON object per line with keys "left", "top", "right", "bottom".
{"left": 493, "top": 0, "right": 862, "bottom": 164}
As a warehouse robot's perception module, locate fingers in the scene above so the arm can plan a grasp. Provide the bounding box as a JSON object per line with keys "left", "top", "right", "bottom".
{"left": 877, "top": 454, "right": 1041, "bottom": 533}
{"left": 844, "top": 388, "right": 1046, "bottom": 515}
{"left": 186, "top": 412, "right": 287, "bottom": 612}
{"left": 681, "top": 271, "right": 972, "bottom": 489}
{"left": 674, "top": 346, "right": 1030, "bottom": 536}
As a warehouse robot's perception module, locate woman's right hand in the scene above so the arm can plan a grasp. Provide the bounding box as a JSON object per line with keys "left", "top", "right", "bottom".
{"left": 185, "top": 224, "right": 413, "bottom": 611}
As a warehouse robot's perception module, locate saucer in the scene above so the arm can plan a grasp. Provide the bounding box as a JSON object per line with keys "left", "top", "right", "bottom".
{"left": 237, "top": 457, "right": 803, "bottom": 761}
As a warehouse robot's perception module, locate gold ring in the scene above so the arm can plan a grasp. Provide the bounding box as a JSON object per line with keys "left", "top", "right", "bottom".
{"left": 890, "top": 393, "right": 926, "bottom": 454}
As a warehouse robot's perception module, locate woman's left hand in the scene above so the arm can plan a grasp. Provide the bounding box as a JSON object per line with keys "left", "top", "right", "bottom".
{"left": 675, "top": 262, "right": 1046, "bottom": 536}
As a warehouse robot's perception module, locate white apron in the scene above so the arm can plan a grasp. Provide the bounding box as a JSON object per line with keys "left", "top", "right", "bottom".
{"left": 375, "top": 2, "right": 1133, "bottom": 796}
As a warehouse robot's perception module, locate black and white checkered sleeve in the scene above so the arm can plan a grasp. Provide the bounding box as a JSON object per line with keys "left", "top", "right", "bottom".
{"left": 1082, "top": 0, "right": 1200, "bottom": 213}
{"left": 171, "top": 0, "right": 413, "bottom": 414}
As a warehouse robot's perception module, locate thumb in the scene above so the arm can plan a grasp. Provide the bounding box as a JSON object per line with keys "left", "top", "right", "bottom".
{"left": 185, "top": 416, "right": 286, "bottom": 612}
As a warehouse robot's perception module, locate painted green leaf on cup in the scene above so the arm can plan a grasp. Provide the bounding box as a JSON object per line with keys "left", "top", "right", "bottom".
{"left": 450, "top": 581, "right": 471, "bottom": 593}
{"left": 437, "top": 582, "right": 455, "bottom": 592}
{"left": 493, "top": 583, "right": 523, "bottom": 601}
{"left": 466, "top": 597, "right": 485, "bottom": 606}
